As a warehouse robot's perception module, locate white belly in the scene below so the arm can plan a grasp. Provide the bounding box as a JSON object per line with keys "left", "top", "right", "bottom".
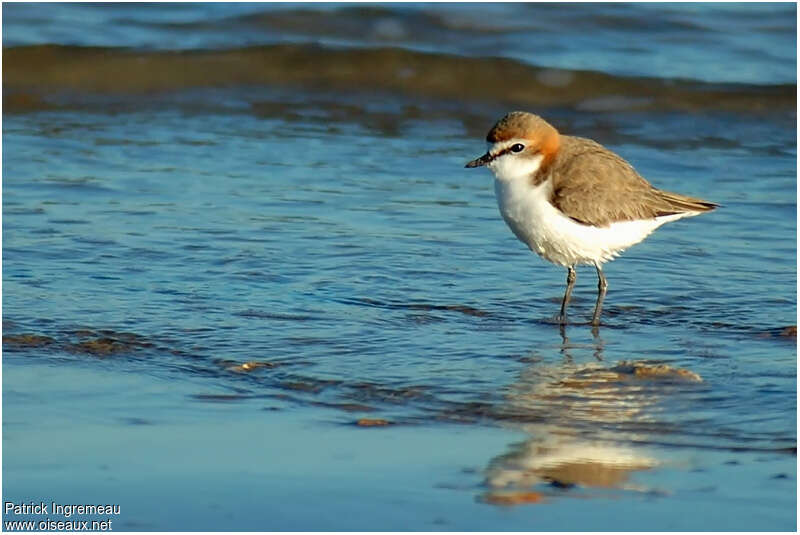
{"left": 493, "top": 178, "right": 685, "bottom": 267}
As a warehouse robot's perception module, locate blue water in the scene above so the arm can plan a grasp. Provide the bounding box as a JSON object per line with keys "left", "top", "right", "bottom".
{"left": 3, "top": 3, "right": 796, "bottom": 531}
{"left": 3, "top": 2, "right": 796, "bottom": 84}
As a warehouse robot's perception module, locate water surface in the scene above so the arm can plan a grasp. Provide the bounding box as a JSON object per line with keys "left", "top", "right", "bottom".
{"left": 3, "top": 3, "right": 796, "bottom": 531}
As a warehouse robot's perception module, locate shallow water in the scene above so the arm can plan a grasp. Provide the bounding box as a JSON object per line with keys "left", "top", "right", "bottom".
{"left": 3, "top": 3, "right": 797, "bottom": 531}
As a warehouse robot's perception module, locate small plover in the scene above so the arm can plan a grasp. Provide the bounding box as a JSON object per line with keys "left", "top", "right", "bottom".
{"left": 466, "top": 111, "right": 716, "bottom": 326}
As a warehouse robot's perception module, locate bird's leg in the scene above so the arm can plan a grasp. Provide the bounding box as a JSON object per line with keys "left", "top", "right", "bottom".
{"left": 590, "top": 324, "right": 604, "bottom": 361}
{"left": 559, "top": 265, "right": 577, "bottom": 324}
{"left": 591, "top": 263, "right": 608, "bottom": 326}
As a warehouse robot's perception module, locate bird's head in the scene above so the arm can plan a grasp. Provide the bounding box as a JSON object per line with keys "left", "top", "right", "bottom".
{"left": 466, "top": 111, "right": 560, "bottom": 183}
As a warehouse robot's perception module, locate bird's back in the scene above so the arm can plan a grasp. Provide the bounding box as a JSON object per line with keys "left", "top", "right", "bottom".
{"left": 549, "top": 136, "right": 717, "bottom": 228}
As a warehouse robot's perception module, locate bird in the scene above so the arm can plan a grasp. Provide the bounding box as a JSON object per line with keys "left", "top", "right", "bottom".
{"left": 465, "top": 111, "right": 716, "bottom": 326}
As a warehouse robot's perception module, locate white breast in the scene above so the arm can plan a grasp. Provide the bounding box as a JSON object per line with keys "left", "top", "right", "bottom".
{"left": 493, "top": 175, "right": 686, "bottom": 267}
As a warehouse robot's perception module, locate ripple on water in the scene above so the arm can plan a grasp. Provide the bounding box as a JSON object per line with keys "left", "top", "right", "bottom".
{"left": 2, "top": 25, "right": 795, "bottom": 523}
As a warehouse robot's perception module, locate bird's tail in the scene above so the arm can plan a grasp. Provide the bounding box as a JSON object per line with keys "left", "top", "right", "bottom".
{"left": 657, "top": 190, "right": 718, "bottom": 214}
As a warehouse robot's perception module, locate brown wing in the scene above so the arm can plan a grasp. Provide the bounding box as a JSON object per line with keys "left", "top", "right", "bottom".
{"left": 549, "top": 137, "right": 716, "bottom": 227}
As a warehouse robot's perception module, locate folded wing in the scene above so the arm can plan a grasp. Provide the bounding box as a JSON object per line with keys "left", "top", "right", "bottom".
{"left": 549, "top": 136, "right": 717, "bottom": 227}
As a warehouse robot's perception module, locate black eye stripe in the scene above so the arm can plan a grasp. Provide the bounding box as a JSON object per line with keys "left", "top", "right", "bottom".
{"left": 491, "top": 143, "right": 527, "bottom": 159}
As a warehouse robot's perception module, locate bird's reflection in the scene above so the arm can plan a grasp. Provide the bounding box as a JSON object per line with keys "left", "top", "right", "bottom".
{"left": 559, "top": 323, "right": 605, "bottom": 362}
{"left": 482, "top": 325, "right": 700, "bottom": 504}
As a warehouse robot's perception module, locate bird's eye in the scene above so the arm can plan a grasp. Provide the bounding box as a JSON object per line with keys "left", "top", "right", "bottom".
{"left": 510, "top": 143, "right": 525, "bottom": 153}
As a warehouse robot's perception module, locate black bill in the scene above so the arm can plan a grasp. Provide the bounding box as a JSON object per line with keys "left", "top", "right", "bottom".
{"left": 465, "top": 152, "right": 492, "bottom": 168}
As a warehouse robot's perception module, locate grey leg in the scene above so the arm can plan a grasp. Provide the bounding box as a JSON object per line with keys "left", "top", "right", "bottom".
{"left": 591, "top": 263, "right": 608, "bottom": 326}
{"left": 559, "top": 266, "right": 577, "bottom": 324}
{"left": 591, "top": 323, "right": 604, "bottom": 360}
